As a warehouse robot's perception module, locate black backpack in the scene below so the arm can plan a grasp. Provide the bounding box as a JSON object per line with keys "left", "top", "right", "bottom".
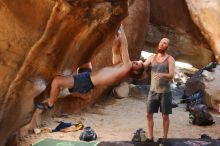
{"left": 189, "top": 105, "right": 215, "bottom": 126}
{"left": 79, "top": 126, "right": 97, "bottom": 142}
{"left": 194, "top": 111, "right": 215, "bottom": 126}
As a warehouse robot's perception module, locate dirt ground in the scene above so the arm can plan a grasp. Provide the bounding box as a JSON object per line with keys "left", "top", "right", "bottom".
{"left": 17, "top": 96, "right": 220, "bottom": 146}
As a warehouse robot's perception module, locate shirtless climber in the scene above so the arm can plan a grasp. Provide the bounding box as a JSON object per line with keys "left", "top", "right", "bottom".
{"left": 36, "top": 25, "right": 144, "bottom": 110}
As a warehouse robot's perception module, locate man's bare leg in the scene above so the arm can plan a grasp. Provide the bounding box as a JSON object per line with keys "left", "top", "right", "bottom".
{"left": 47, "top": 75, "right": 74, "bottom": 107}
{"left": 146, "top": 113, "right": 154, "bottom": 139}
{"left": 162, "top": 114, "right": 170, "bottom": 139}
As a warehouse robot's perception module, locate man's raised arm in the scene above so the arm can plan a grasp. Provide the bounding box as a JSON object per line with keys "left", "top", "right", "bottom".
{"left": 118, "top": 25, "right": 131, "bottom": 67}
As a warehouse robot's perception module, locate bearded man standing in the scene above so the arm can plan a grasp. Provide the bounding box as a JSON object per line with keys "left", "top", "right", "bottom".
{"left": 143, "top": 38, "right": 175, "bottom": 143}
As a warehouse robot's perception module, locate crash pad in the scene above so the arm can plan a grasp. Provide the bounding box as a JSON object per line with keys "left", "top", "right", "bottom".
{"left": 32, "top": 138, "right": 220, "bottom": 146}
{"left": 32, "top": 138, "right": 99, "bottom": 146}
{"left": 162, "top": 138, "right": 220, "bottom": 146}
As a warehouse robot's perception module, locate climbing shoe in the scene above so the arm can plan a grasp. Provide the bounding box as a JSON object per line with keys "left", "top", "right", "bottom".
{"left": 35, "top": 102, "right": 53, "bottom": 110}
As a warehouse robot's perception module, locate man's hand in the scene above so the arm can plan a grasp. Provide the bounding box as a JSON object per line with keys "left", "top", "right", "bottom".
{"left": 154, "top": 73, "right": 164, "bottom": 80}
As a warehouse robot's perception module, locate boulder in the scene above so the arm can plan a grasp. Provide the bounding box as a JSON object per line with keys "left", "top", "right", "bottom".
{"left": 202, "top": 65, "right": 220, "bottom": 110}
{"left": 53, "top": 0, "right": 150, "bottom": 113}
{"left": 185, "top": 65, "right": 220, "bottom": 110}
{"left": 146, "top": 0, "right": 213, "bottom": 68}
{"left": 185, "top": 76, "right": 205, "bottom": 98}
{"left": 185, "top": 0, "right": 220, "bottom": 64}
{"left": 123, "top": 0, "right": 150, "bottom": 60}
{"left": 113, "top": 82, "right": 130, "bottom": 99}
{"left": 19, "top": 0, "right": 151, "bottom": 139}
{"left": 0, "top": 0, "right": 129, "bottom": 145}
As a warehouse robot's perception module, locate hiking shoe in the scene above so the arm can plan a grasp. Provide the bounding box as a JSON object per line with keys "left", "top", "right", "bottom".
{"left": 35, "top": 102, "right": 53, "bottom": 110}
{"left": 157, "top": 138, "right": 167, "bottom": 145}
{"left": 145, "top": 138, "right": 154, "bottom": 143}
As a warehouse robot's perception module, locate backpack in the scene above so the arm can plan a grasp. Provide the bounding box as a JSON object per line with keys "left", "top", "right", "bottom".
{"left": 79, "top": 126, "right": 97, "bottom": 142}
{"left": 132, "top": 128, "right": 147, "bottom": 143}
{"left": 189, "top": 106, "right": 215, "bottom": 126}
{"left": 185, "top": 90, "right": 203, "bottom": 111}
{"left": 194, "top": 111, "right": 215, "bottom": 126}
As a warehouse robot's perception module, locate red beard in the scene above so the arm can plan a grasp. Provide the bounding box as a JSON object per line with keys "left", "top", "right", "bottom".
{"left": 156, "top": 47, "right": 167, "bottom": 54}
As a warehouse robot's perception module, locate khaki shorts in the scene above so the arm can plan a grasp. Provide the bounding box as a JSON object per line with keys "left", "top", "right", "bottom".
{"left": 146, "top": 91, "right": 172, "bottom": 115}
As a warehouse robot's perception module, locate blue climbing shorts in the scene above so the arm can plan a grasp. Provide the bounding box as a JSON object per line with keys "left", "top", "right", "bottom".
{"left": 78, "top": 68, "right": 92, "bottom": 73}
{"left": 69, "top": 72, "right": 94, "bottom": 93}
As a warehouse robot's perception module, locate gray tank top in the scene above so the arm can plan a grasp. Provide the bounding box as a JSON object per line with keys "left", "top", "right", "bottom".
{"left": 150, "top": 55, "right": 171, "bottom": 93}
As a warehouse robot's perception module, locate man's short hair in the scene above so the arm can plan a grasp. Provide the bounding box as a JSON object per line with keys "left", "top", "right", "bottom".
{"left": 130, "top": 63, "right": 144, "bottom": 79}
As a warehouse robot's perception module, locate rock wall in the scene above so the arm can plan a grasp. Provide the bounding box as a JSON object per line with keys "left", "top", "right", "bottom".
{"left": 0, "top": 0, "right": 53, "bottom": 112}
{"left": 52, "top": 0, "right": 150, "bottom": 114}
{"left": 185, "top": 0, "right": 220, "bottom": 64}
{"left": 202, "top": 65, "right": 220, "bottom": 110}
{"left": 123, "top": 0, "right": 150, "bottom": 60}
{"left": 0, "top": 0, "right": 129, "bottom": 145}
{"left": 146, "top": 0, "right": 213, "bottom": 68}
{"left": 1, "top": 0, "right": 220, "bottom": 145}
{"left": 185, "top": 66, "right": 220, "bottom": 111}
